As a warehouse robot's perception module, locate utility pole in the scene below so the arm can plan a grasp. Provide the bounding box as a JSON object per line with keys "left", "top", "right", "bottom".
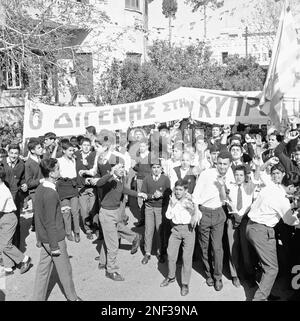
{"left": 203, "top": 4, "right": 207, "bottom": 39}
{"left": 245, "top": 26, "right": 248, "bottom": 58}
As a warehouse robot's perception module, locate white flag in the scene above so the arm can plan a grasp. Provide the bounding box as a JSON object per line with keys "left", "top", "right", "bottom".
{"left": 259, "top": 0, "right": 300, "bottom": 127}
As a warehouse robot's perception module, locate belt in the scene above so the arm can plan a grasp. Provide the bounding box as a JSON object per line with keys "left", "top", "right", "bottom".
{"left": 199, "top": 205, "right": 223, "bottom": 212}
{"left": 248, "top": 219, "right": 272, "bottom": 228}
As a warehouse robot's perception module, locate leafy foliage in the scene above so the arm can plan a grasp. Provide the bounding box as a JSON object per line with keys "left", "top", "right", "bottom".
{"left": 185, "top": 0, "right": 224, "bottom": 12}
{"left": 162, "top": 0, "right": 178, "bottom": 18}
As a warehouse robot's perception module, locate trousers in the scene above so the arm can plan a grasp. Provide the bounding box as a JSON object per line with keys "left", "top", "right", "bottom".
{"left": 246, "top": 220, "right": 278, "bottom": 301}
{"left": 99, "top": 207, "right": 136, "bottom": 273}
{"left": 0, "top": 212, "right": 24, "bottom": 269}
{"left": 167, "top": 224, "right": 195, "bottom": 285}
{"left": 32, "top": 240, "right": 77, "bottom": 301}
{"left": 197, "top": 206, "right": 226, "bottom": 281}
{"left": 144, "top": 206, "right": 163, "bottom": 255}
{"left": 61, "top": 196, "right": 80, "bottom": 235}
{"left": 78, "top": 188, "right": 96, "bottom": 233}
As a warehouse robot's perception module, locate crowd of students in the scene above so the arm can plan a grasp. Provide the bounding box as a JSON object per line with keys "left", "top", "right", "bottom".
{"left": 1, "top": 118, "right": 300, "bottom": 301}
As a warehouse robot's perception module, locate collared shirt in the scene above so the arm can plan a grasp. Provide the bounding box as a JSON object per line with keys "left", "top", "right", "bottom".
{"left": 248, "top": 182, "right": 294, "bottom": 227}
{"left": 29, "top": 154, "right": 40, "bottom": 164}
{"left": 192, "top": 167, "right": 234, "bottom": 208}
{"left": 6, "top": 157, "right": 18, "bottom": 169}
{"left": 57, "top": 157, "right": 77, "bottom": 179}
{"left": 0, "top": 182, "right": 17, "bottom": 213}
{"left": 170, "top": 167, "right": 190, "bottom": 189}
{"left": 43, "top": 180, "right": 56, "bottom": 191}
{"left": 166, "top": 194, "right": 193, "bottom": 224}
{"left": 152, "top": 173, "right": 161, "bottom": 181}
{"left": 163, "top": 159, "right": 181, "bottom": 178}
{"left": 228, "top": 181, "right": 256, "bottom": 216}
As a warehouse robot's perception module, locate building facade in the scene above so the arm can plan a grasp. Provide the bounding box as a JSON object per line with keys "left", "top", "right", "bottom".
{"left": 0, "top": 0, "right": 149, "bottom": 110}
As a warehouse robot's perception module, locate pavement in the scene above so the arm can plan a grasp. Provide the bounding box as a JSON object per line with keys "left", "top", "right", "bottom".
{"left": 1, "top": 205, "right": 296, "bottom": 301}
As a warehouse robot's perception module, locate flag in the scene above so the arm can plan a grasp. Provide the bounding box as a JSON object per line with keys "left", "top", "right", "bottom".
{"left": 259, "top": 0, "right": 300, "bottom": 128}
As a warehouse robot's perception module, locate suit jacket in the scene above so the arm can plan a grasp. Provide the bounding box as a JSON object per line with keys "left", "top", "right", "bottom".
{"left": 25, "top": 157, "right": 43, "bottom": 194}
{"left": 173, "top": 166, "right": 196, "bottom": 194}
{"left": 2, "top": 157, "right": 26, "bottom": 199}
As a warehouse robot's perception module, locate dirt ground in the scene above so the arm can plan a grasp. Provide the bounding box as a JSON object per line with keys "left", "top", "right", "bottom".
{"left": 1, "top": 205, "right": 296, "bottom": 301}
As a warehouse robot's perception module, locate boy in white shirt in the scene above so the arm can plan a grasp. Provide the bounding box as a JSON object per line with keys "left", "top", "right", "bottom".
{"left": 160, "top": 179, "right": 199, "bottom": 296}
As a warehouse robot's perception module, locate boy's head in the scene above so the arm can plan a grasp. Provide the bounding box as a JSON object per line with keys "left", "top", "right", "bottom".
{"left": 234, "top": 165, "right": 247, "bottom": 185}
{"left": 174, "top": 179, "right": 188, "bottom": 200}
{"left": 40, "top": 158, "right": 60, "bottom": 180}
{"left": 7, "top": 144, "right": 20, "bottom": 163}
{"left": 44, "top": 132, "right": 56, "bottom": 148}
{"left": 27, "top": 139, "right": 43, "bottom": 156}
{"left": 61, "top": 141, "right": 74, "bottom": 159}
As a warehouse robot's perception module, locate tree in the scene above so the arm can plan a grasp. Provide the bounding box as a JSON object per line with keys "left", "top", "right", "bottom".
{"left": 162, "top": 0, "right": 177, "bottom": 45}
{"left": 181, "top": 54, "right": 266, "bottom": 91}
{"left": 185, "top": 0, "right": 224, "bottom": 38}
{"left": 97, "top": 59, "right": 170, "bottom": 105}
{"left": 0, "top": 0, "right": 109, "bottom": 100}
{"left": 148, "top": 39, "right": 212, "bottom": 83}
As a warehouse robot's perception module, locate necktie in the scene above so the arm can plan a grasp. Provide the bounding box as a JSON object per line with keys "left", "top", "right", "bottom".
{"left": 237, "top": 185, "right": 243, "bottom": 211}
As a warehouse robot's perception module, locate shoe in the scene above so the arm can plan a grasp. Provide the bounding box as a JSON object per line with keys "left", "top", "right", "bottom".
{"left": 232, "top": 277, "right": 241, "bottom": 288}
{"left": 268, "top": 293, "right": 281, "bottom": 301}
{"left": 66, "top": 234, "right": 74, "bottom": 241}
{"left": 19, "top": 257, "right": 32, "bottom": 274}
{"left": 105, "top": 271, "right": 125, "bottom": 281}
{"left": 206, "top": 277, "right": 214, "bottom": 287}
{"left": 158, "top": 255, "right": 165, "bottom": 264}
{"left": 160, "top": 277, "right": 175, "bottom": 287}
{"left": 98, "top": 263, "right": 106, "bottom": 270}
{"left": 214, "top": 279, "right": 223, "bottom": 291}
{"left": 131, "top": 234, "right": 141, "bottom": 255}
{"left": 95, "top": 256, "right": 101, "bottom": 261}
{"left": 141, "top": 254, "right": 151, "bottom": 265}
{"left": 74, "top": 233, "right": 80, "bottom": 243}
{"left": 134, "top": 220, "right": 145, "bottom": 227}
{"left": 86, "top": 232, "right": 93, "bottom": 240}
{"left": 181, "top": 284, "right": 189, "bottom": 296}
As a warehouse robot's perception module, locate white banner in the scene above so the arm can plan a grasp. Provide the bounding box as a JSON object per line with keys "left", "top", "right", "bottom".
{"left": 23, "top": 87, "right": 270, "bottom": 139}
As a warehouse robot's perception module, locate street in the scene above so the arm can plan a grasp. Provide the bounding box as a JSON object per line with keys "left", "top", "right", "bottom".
{"left": 2, "top": 206, "right": 293, "bottom": 302}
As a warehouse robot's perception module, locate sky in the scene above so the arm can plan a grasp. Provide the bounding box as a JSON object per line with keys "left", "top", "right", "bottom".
{"left": 148, "top": 0, "right": 300, "bottom": 42}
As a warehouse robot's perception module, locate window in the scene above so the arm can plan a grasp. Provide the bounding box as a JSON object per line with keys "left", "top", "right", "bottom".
{"left": 221, "top": 52, "right": 228, "bottom": 64}
{"left": 126, "top": 52, "right": 142, "bottom": 64}
{"left": 5, "top": 58, "right": 22, "bottom": 89}
{"left": 125, "top": 0, "right": 140, "bottom": 11}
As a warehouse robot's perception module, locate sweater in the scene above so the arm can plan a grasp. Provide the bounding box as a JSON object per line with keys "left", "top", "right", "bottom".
{"left": 173, "top": 166, "right": 196, "bottom": 194}
{"left": 141, "top": 174, "right": 171, "bottom": 208}
{"left": 34, "top": 184, "right": 66, "bottom": 250}
{"left": 96, "top": 173, "right": 138, "bottom": 210}
{"left": 2, "top": 157, "right": 26, "bottom": 199}
{"left": 75, "top": 150, "right": 96, "bottom": 190}
{"left": 25, "top": 157, "right": 43, "bottom": 194}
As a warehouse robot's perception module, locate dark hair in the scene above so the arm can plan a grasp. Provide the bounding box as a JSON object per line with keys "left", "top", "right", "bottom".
{"left": 59, "top": 138, "right": 70, "bottom": 146}
{"left": 40, "top": 158, "right": 58, "bottom": 178}
{"left": 217, "top": 150, "right": 232, "bottom": 162}
{"left": 61, "top": 141, "right": 73, "bottom": 151}
{"left": 8, "top": 143, "right": 20, "bottom": 152}
{"left": 77, "top": 135, "right": 85, "bottom": 145}
{"left": 44, "top": 132, "right": 56, "bottom": 140}
{"left": 234, "top": 164, "right": 247, "bottom": 176}
{"left": 270, "top": 163, "right": 285, "bottom": 174}
{"left": 209, "top": 145, "right": 220, "bottom": 153}
{"left": 268, "top": 132, "right": 283, "bottom": 143}
{"left": 27, "top": 139, "right": 41, "bottom": 152}
{"left": 86, "top": 126, "right": 96, "bottom": 136}
{"left": 139, "top": 138, "right": 149, "bottom": 145}
{"left": 212, "top": 124, "right": 221, "bottom": 129}
{"left": 81, "top": 137, "right": 91, "bottom": 145}
{"left": 151, "top": 158, "right": 162, "bottom": 167}
{"left": 175, "top": 179, "right": 189, "bottom": 189}
{"left": 70, "top": 136, "right": 77, "bottom": 141}
{"left": 230, "top": 144, "right": 243, "bottom": 152}
{"left": 0, "top": 148, "right": 8, "bottom": 157}
{"left": 0, "top": 165, "right": 6, "bottom": 180}
{"left": 282, "top": 171, "right": 300, "bottom": 187}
